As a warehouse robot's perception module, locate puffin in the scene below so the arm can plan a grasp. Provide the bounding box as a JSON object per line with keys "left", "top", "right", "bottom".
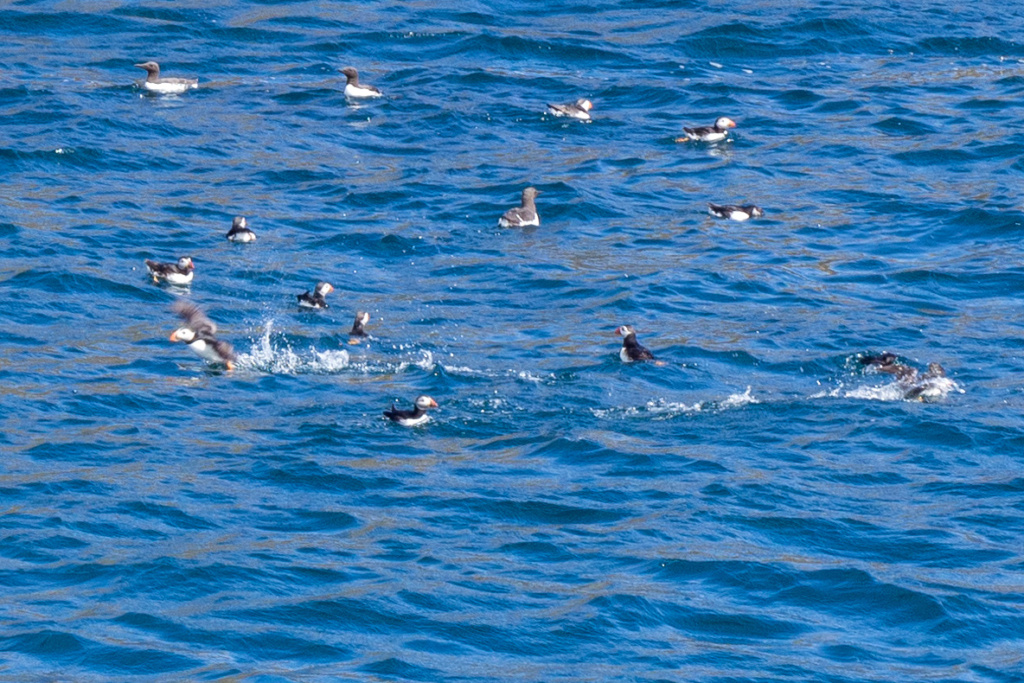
{"left": 133, "top": 61, "right": 198, "bottom": 94}
{"left": 297, "top": 281, "right": 334, "bottom": 309}
{"left": 349, "top": 311, "right": 370, "bottom": 337}
{"left": 339, "top": 67, "right": 382, "bottom": 98}
{"left": 226, "top": 216, "right": 256, "bottom": 242}
{"left": 616, "top": 325, "right": 655, "bottom": 363}
{"left": 384, "top": 395, "right": 438, "bottom": 426}
{"left": 547, "top": 98, "right": 593, "bottom": 120}
{"left": 169, "top": 301, "right": 235, "bottom": 370}
{"left": 860, "top": 353, "right": 955, "bottom": 402}
{"left": 498, "top": 187, "right": 540, "bottom": 228}
{"left": 708, "top": 203, "right": 764, "bottom": 221}
{"left": 677, "top": 116, "right": 736, "bottom": 143}
{"left": 145, "top": 256, "right": 194, "bottom": 285}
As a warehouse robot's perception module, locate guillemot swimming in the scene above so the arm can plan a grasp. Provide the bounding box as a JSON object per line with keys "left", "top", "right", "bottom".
{"left": 860, "top": 353, "right": 957, "bottom": 402}
{"left": 133, "top": 61, "right": 198, "bottom": 94}
{"left": 169, "top": 301, "right": 235, "bottom": 370}
{"left": 708, "top": 203, "right": 764, "bottom": 221}
{"left": 677, "top": 116, "right": 737, "bottom": 143}
{"left": 145, "top": 257, "right": 194, "bottom": 285}
{"left": 547, "top": 98, "right": 593, "bottom": 120}
{"left": 498, "top": 187, "right": 540, "bottom": 228}
{"left": 349, "top": 311, "right": 370, "bottom": 337}
{"left": 297, "top": 281, "right": 334, "bottom": 309}
{"left": 339, "top": 67, "right": 382, "bottom": 98}
{"left": 383, "top": 395, "right": 438, "bottom": 426}
{"left": 616, "top": 325, "right": 656, "bottom": 362}
{"left": 226, "top": 216, "right": 256, "bottom": 242}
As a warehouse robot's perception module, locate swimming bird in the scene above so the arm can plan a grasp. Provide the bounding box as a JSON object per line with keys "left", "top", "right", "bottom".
{"left": 498, "top": 187, "right": 540, "bottom": 228}
{"left": 339, "top": 67, "right": 382, "bottom": 98}
{"left": 145, "top": 256, "right": 194, "bottom": 285}
{"left": 169, "top": 301, "right": 235, "bottom": 370}
{"left": 860, "top": 353, "right": 956, "bottom": 402}
{"left": 677, "top": 116, "right": 736, "bottom": 143}
{"left": 226, "top": 216, "right": 256, "bottom": 242}
{"left": 349, "top": 311, "right": 370, "bottom": 337}
{"left": 297, "top": 281, "right": 334, "bottom": 309}
{"left": 616, "top": 325, "right": 655, "bottom": 363}
{"left": 133, "top": 61, "right": 198, "bottom": 94}
{"left": 708, "top": 203, "right": 764, "bottom": 221}
{"left": 547, "top": 98, "right": 593, "bottom": 120}
{"left": 383, "top": 395, "right": 438, "bottom": 426}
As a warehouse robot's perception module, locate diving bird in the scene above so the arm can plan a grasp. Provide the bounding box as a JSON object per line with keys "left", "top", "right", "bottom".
{"left": 708, "top": 203, "right": 764, "bottom": 221}
{"left": 547, "top": 98, "right": 593, "bottom": 120}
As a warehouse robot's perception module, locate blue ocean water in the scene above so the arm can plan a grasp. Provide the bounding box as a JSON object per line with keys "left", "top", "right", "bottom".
{"left": 2, "top": 0, "right": 1024, "bottom": 680}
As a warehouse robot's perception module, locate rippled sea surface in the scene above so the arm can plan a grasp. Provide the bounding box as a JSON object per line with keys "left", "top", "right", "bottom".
{"left": 3, "top": 0, "right": 1024, "bottom": 680}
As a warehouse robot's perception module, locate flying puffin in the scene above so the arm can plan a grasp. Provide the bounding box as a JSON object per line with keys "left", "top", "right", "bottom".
{"left": 169, "top": 301, "right": 235, "bottom": 370}
{"left": 383, "top": 395, "right": 438, "bottom": 426}
{"left": 616, "top": 325, "right": 656, "bottom": 363}
{"left": 339, "top": 67, "right": 382, "bottom": 98}
{"left": 676, "top": 116, "right": 736, "bottom": 143}
{"left": 133, "top": 61, "right": 198, "bottom": 94}
{"left": 297, "top": 281, "right": 334, "bottom": 309}
{"left": 498, "top": 187, "right": 540, "bottom": 228}
{"left": 145, "top": 257, "right": 194, "bottom": 285}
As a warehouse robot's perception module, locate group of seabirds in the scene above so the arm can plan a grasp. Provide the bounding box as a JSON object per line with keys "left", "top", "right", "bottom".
{"left": 137, "top": 61, "right": 956, "bottom": 424}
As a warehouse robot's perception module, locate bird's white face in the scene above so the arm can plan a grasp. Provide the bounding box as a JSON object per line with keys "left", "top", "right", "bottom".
{"left": 579, "top": 99, "right": 593, "bottom": 111}
{"left": 415, "top": 395, "right": 439, "bottom": 410}
{"left": 178, "top": 257, "right": 193, "bottom": 270}
{"left": 317, "top": 282, "right": 334, "bottom": 296}
{"left": 716, "top": 117, "right": 737, "bottom": 129}
{"left": 358, "top": 312, "right": 370, "bottom": 325}
{"left": 234, "top": 217, "right": 247, "bottom": 229}
{"left": 616, "top": 325, "right": 634, "bottom": 337}
{"left": 750, "top": 207, "right": 764, "bottom": 218}
{"left": 170, "top": 327, "right": 196, "bottom": 343}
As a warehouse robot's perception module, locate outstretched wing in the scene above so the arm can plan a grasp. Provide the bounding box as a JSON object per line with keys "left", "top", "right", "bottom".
{"left": 173, "top": 300, "right": 217, "bottom": 336}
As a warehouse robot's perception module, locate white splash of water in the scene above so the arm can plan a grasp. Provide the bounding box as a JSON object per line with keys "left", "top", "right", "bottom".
{"left": 234, "top": 319, "right": 349, "bottom": 374}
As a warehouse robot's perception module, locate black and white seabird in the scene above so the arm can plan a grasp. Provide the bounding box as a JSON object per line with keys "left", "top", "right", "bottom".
{"left": 498, "top": 187, "right": 540, "bottom": 228}
{"left": 145, "top": 256, "right": 194, "bottom": 285}
{"left": 339, "top": 67, "right": 382, "bottom": 98}
{"left": 547, "top": 98, "right": 593, "bottom": 120}
{"left": 169, "top": 301, "right": 235, "bottom": 370}
{"left": 226, "top": 216, "right": 256, "bottom": 242}
{"left": 860, "top": 353, "right": 956, "bottom": 402}
{"left": 616, "top": 325, "right": 656, "bottom": 363}
{"left": 708, "top": 203, "right": 764, "bottom": 221}
{"left": 383, "top": 395, "right": 438, "bottom": 427}
{"left": 349, "top": 311, "right": 370, "bottom": 337}
{"left": 677, "top": 116, "right": 737, "bottom": 143}
{"left": 297, "top": 281, "right": 334, "bottom": 309}
{"left": 133, "top": 61, "right": 198, "bottom": 94}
